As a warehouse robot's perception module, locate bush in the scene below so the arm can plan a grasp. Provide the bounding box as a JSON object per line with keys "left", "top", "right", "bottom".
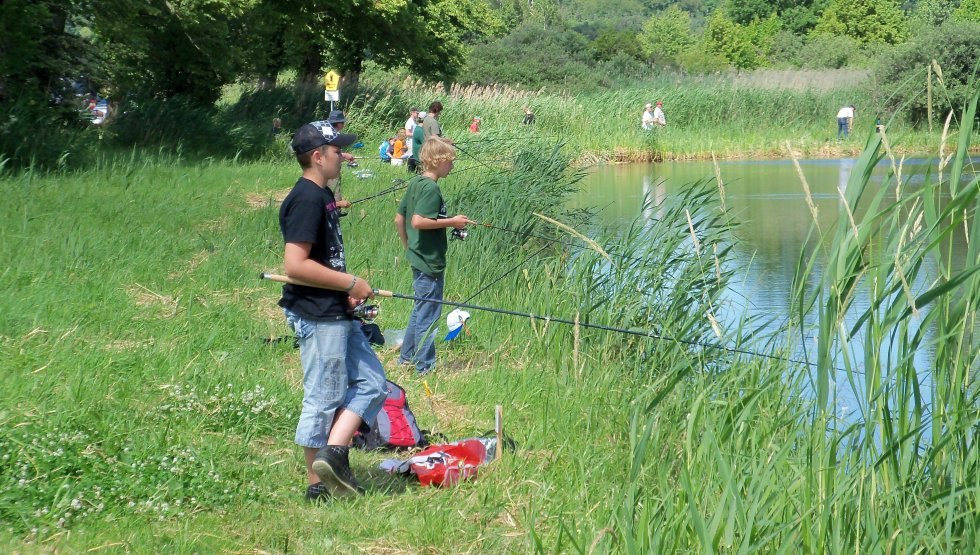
{"left": 798, "top": 34, "right": 868, "bottom": 69}
{"left": 0, "top": 96, "right": 98, "bottom": 171}
{"left": 875, "top": 20, "right": 980, "bottom": 124}
{"left": 461, "top": 23, "right": 597, "bottom": 91}
{"left": 768, "top": 30, "right": 804, "bottom": 67}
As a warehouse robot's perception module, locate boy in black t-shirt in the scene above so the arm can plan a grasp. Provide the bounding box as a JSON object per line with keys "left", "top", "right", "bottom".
{"left": 279, "top": 121, "right": 387, "bottom": 501}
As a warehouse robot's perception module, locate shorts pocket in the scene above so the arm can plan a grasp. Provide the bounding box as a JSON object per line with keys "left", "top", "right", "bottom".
{"left": 285, "top": 310, "right": 315, "bottom": 340}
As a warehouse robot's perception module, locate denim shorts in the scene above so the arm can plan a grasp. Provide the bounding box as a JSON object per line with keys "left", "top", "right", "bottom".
{"left": 284, "top": 309, "right": 387, "bottom": 448}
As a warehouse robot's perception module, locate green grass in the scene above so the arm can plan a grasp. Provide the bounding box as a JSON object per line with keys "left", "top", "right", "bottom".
{"left": 0, "top": 93, "right": 977, "bottom": 553}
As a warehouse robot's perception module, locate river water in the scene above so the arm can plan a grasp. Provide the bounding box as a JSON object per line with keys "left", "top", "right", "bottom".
{"left": 573, "top": 157, "right": 975, "bottom": 417}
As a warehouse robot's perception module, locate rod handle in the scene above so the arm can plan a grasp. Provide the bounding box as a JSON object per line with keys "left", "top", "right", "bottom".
{"left": 260, "top": 273, "right": 393, "bottom": 298}
{"left": 259, "top": 273, "right": 319, "bottom": 288}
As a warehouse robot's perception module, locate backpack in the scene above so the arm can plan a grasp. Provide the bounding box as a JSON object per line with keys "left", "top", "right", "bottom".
{"left": 353, "top": 380, "right": 426, "bottom": 451}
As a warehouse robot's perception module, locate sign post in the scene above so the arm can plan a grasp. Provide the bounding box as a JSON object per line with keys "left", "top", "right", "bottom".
{"left": 323, "top": 70, "right": 341, "bottom": 110}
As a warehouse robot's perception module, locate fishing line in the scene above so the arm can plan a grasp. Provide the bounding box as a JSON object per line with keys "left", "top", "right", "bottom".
{"left": 349, "top": 178, "right": 407, "bottom": 205}
{"left": 462, "top": 243, "right": 551, "bottom": 304}
{"left": 471, "top": 219, "right": 650, "bottom": 268}
{"left": 452, "top": 134, "right": 559, "bottom": 146}
{"left": 453, "top": 143, "right": 506, "bottom": 173}
{"left": 259, "top": 273, "right": 821, "bottom": 369}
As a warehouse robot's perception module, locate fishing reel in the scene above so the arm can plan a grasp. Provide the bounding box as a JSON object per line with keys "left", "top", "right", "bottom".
{"left": 346, "top": 160, "right": 359, "bottom": 168}
{"left": 450, "top": 228, "right": 469, "bottom": 241}
{"left": 351, "top": 303, "right": 380, "bottom": 321}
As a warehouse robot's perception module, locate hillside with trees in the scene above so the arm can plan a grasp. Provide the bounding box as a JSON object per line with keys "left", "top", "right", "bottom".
{"left": 1, "top": 0, "right": 977, "bottom": 168}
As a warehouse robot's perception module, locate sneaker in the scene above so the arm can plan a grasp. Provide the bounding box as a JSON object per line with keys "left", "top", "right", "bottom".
{"left": 417, "top": 366, "right": 433, "bottom": 377}
{"left": 305, "top": 481, "right": 330, "bottom": 503}
{"left": 312, "top": 446, "right": 364, "bottom": 497}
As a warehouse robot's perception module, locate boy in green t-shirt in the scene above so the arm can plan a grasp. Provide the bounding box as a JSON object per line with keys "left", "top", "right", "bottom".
{"left": 394, "top": 137, "right": 472, "bottom": 374}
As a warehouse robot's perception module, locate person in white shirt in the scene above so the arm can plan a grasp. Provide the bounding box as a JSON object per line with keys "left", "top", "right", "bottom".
{"left": 837, "top": 105, "right": 855, "bottom": 139}
{"left": 405, "top": 107, "right": 419, "bottom": 159}
{"left": 641, "top": 103, "right": 655, "bottom": 130}
{"left": 653, "top": 101, "right": 666, "bottom": 128}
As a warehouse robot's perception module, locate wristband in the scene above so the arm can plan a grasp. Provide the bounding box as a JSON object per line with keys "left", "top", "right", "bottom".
{"left": 344, "top": 276, "right": 357, "bottom": 293}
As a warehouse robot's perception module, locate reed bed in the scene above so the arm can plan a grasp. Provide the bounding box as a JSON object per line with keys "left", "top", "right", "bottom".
{"left": 0, "top": 90, "right": 977, "bottom": 553}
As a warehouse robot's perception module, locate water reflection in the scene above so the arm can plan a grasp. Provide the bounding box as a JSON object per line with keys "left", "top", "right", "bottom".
{"left": 573, "top": 157, "right": 976, "bottom": 422}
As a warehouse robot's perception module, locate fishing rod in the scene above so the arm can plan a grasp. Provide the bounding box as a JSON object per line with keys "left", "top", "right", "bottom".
{"left": 349, "top": 178, "right": 407, "bottom": 205}
{"left": 452, "top": 134, "right": 559, "bottom": 146}
{"left": 258, "top": 273, "right": 814, "bottom": 368}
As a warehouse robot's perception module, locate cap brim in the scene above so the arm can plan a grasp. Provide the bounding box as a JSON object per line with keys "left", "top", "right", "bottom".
{"left": 444, "top": 326, "right": 463, "bottom": 341}
{"left": 328, "top": 133, "right": 357, "bottom": 148}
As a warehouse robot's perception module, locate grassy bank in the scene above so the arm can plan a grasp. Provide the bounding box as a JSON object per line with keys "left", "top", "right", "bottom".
{"left": 14, "top": 69, "right": 976, "bottom": 174}
{"left": 342, "top": 68, "right": 976, "bottom": 164}
{"left": 0, "top": 93, "right": 978, "bottom": 552}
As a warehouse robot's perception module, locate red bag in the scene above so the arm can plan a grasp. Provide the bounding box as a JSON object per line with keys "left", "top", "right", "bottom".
{"left": 409, "top": 439, "right": 489, "bottom": 487}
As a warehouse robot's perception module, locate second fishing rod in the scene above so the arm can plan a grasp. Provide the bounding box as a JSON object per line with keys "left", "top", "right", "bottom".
{"left": 258, "top": 273, "right": 811, "bottom": 367}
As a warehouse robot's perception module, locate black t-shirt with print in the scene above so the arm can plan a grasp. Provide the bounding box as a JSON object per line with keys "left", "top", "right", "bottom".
{"left": 277, "top": 177, "right": 350, "bottom": 320}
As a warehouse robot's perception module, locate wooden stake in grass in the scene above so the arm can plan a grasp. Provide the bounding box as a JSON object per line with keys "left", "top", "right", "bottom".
{"left": 495, "top": 405, "right": 503, "bottom": 462}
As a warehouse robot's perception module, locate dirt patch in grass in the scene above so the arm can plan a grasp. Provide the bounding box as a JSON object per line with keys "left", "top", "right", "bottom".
{"left": 102, "top": 338, "right": 155, "bottom": 352}
{"left": 168, "top": 249, "right": 211, "bottom": 280}
{"left": 126, "top": 283, "right": 179, "bottom": 319}
{"left": 245, "top": 188, "right": 291, "bottom": 210}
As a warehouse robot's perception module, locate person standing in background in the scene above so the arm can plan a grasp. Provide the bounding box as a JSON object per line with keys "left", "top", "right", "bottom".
{"left": 408, "top": 111, "right": 427, "bottom": 174}
{"left": 652, "top": 101, "right": 666, "bottom": 128}
{"left": 422, "top": 101, "right": 443, "bottom": 140}
{"left": 522, "top": 106, "right": 535, "bottom": 125}
{"left": 641, "top": 103, "right": 655, "bottom": 131}
{"left": 404, "top": 107, "right": 419, "bottom": 161}
{"left": 837, "top": 105, "right": 855, "bottom": 140}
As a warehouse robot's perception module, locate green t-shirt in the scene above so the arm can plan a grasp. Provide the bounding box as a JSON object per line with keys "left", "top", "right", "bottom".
{"left": 398, "top": 175, "right": 448, "bottom": 275}
{"left": 411, "top": 125, "right": 425, "bottom": 162}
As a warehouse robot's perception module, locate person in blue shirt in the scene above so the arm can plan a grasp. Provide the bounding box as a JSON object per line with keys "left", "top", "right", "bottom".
{"left": 379, "top": 137, "right": 394, "bottom": 163}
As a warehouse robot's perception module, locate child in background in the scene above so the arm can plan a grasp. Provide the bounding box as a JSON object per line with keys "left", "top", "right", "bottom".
{"left": 391, "top": 129, "right": 408, "bottom": 166}
{"left": 469, "top": 116, "right": 481, "bottom": 133}
{"left": 393, "top": 137, "right": 472, "bottom": 375}
{"left": 379, "top": 137, "right": 394, "bottom": 163}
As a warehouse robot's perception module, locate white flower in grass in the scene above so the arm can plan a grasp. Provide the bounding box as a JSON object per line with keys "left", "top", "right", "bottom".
{"left": 70, "top": 499, "right": 82, "bottom": 510}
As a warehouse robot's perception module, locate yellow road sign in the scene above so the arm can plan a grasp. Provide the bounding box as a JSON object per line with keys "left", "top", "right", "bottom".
{"left": 323, "top": 70, "right": 340, "bottom": 92}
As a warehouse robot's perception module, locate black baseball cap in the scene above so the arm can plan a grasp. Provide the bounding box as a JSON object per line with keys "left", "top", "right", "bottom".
{"left": 327, "top": 110, "right": 346, "bottom": 124}
{"left": 290, "top": 121, "right": 357, "bottom": 154}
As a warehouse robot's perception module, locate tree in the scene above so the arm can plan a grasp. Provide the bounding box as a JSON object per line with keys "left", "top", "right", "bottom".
{"left": 323, "top": 0, "right": 503, "bottom": 88}
{"left": 779, "top": 0, "right": 829, "bottom": 34}
{"left": 91, "top": 0, "right": 253, "bottom": 104}
{"left": 703, "top": 9, "right": 780, "bottom": 69}
{"left": 0, "top": 0, "right": 99, "bottom": 105}
{"left": 911, "top": 0, "right": 959, "bottom": 27}
{"left": 638, "top": 6, "right": 696, "bottom": 62}
{"left": 592, "top": 26, "right": 645, "bottom": 62}
{"left": 727, "top": 0, "right": 778, "bottom": 25}
{"left": 876, "top": 20, "right": 980, "bottom": 124}
{"left": 953, "top": 0, "right": 980, "bottom": 22}
{"left": 812, "top": 0, "right": 907, "bottom": 45}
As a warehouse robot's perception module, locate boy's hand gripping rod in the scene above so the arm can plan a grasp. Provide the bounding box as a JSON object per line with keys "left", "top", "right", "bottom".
{"left": 260, "top": 272, "right": 395, "bottom": 296}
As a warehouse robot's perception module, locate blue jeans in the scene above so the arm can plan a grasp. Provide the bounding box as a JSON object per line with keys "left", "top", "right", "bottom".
{"left": 285, "top": 309, "right": 388, "bottom": 448}
{"left": 399, "top": 269, "right": 444, "bottom": 373}
{"left": 837, "top": 117, "right": 849, "bottom": 139}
